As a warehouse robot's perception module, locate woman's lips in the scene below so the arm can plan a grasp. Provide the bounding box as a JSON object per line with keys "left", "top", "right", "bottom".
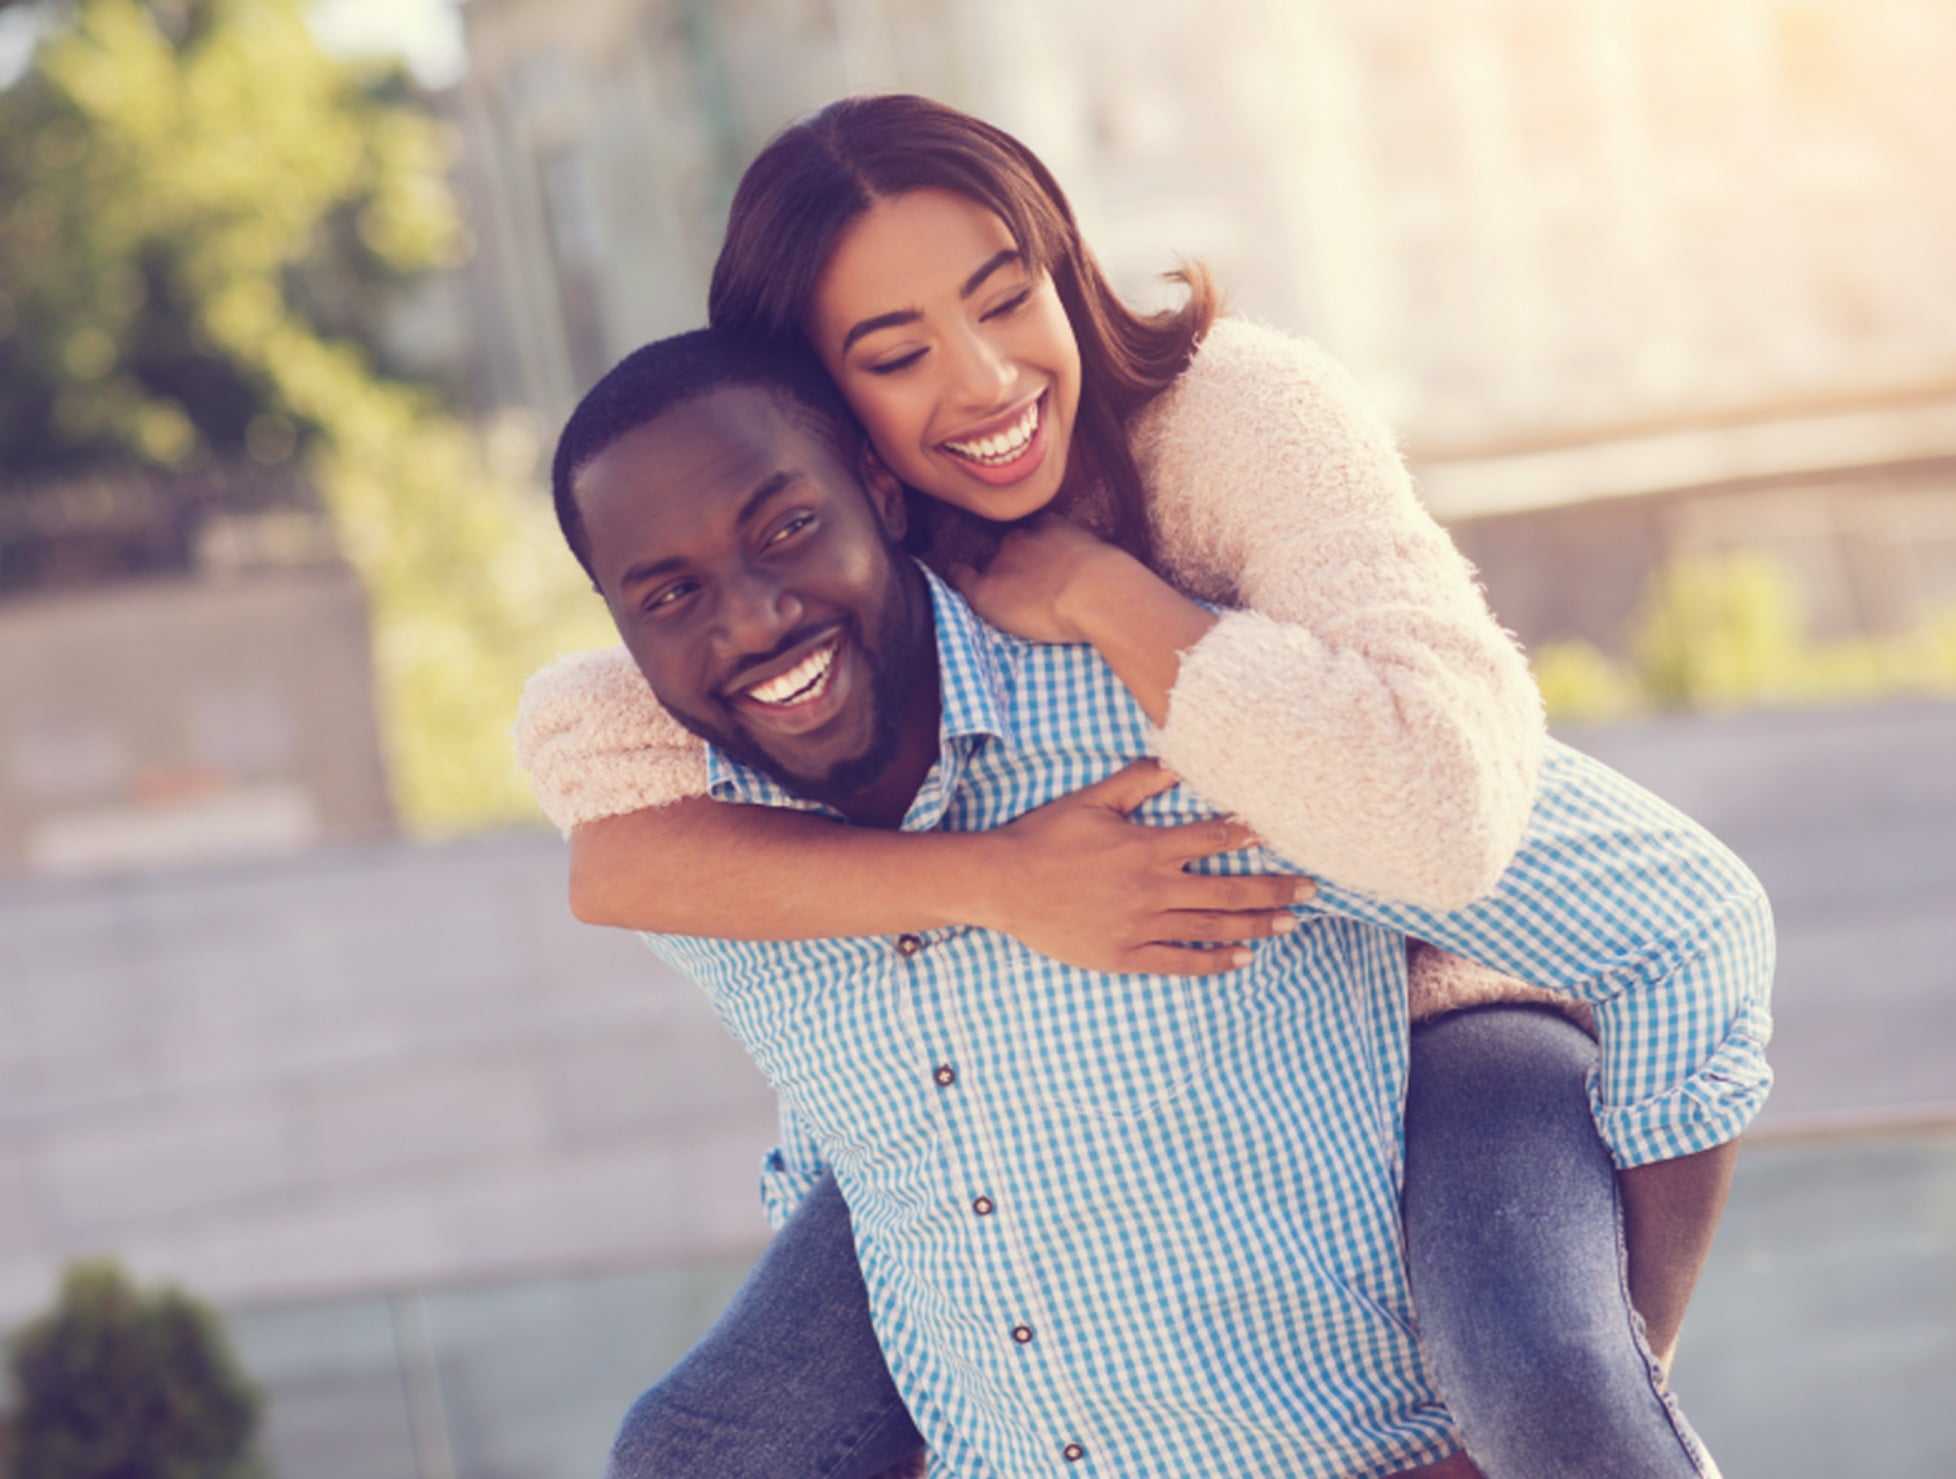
{"left": 939, "top": 390, "right": 1050, "bottom": 488}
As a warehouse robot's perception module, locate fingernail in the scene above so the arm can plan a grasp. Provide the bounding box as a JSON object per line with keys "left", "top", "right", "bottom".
{"left": 1230, "top": 948, "right": 1253, "bottom": 967}
{"left": 1294, "top": 881, "right": 1317, "bottom": 902}
{"left": 1272, "top": 916, "right": 1299, "bottom": 935}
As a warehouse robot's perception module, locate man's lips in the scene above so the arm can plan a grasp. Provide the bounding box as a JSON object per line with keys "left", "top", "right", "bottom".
{"left": 723, "top": 628, "right": 857, "bottom": 737}
{"left": 720, "top": 626, "right": 842, "bottom": 703}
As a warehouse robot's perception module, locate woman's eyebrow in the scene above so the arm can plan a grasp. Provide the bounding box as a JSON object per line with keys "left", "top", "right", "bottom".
{"left": 959, "top": 249, "right": 1021, "bottom": 298}
{"left": 838, "top": 250, "right": 1024, "bottom": 356}
{"left": 841, "top": 310, "right": 918, "bottom": 356}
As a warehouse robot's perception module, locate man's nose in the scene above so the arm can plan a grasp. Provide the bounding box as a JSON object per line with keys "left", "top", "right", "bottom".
{"left": 715, "top": 568, "right": 803, "bottom": 656}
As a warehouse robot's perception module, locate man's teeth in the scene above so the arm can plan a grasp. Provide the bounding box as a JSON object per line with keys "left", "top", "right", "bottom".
{"left": 944, "top": 399, "right": 1039, "bottom": 464}
{"left": 743, "top": 642, "right": 838, "bottom": 705}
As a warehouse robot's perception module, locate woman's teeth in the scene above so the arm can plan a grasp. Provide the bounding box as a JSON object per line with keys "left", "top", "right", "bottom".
{"left": 743, "top": 641, "right": 838, "bottom": 706}
{"left": 944, "top": 398, "right": 1039, "bottom": 465}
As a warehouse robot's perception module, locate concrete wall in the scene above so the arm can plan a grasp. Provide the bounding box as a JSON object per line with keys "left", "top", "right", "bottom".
{"left": 0, "top": 834, "right": 776, "bottom": 1327}
{"left": 3, "top": 699, "right": 1953, "bottom": 1328}
{"left": 1450, "top": 470, "right": 1956, "bottom": 654}
{"left": 0, "top": 567, "right": 395, "bottom": 879}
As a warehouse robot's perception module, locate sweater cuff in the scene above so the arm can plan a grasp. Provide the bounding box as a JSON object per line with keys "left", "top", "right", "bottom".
{"left": 1588, "top": 997, "right": 1774, "bottom": 1169}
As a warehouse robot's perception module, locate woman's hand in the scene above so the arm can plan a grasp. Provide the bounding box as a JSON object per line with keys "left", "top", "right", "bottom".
{"left": 977, "top": 759, "right": 1314, "bottom": 976}
{"left": 947, "top": 514, "right": 1127, "bottom": 645}
{"left": 950, "top": 514, "right": 1217, "bottom": 727}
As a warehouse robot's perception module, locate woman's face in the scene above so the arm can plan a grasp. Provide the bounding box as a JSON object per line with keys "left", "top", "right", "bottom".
{"left": 807, "top": 188, "right": 1083, "bottom": 525}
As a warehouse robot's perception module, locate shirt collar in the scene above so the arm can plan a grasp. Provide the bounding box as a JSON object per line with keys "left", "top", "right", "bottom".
{"left": 703, "top": 561, "right": 1015, "bottom": 814}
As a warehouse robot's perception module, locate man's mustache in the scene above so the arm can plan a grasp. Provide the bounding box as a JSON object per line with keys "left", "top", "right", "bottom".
{"left": 721, "top": 621, "right": 847, "bottom": 693}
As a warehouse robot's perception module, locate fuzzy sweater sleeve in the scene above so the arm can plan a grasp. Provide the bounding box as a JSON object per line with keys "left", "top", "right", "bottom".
{"left": 1131, "top": 318, "right": 1545, "bottom": 910}
{"left": 512, "top": 646, "right": 708, "bottom": 835}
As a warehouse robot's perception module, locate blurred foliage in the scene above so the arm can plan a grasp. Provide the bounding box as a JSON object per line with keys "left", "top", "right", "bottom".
{"left": 0, "top": 0, "right": 611, "bottom": 831}
{"left": 5, "top": 1260, "right": 268, "bottom": 1479}
{"left": 1533, "top": 552, "right": 1956, "bottom": 722}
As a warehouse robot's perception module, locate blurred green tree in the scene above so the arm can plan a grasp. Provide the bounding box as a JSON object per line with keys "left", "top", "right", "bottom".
{"left": 1531, "top": 551, "right": 1956, "bottom": 723}
{"left": 5, "top": 1260, "right": 269, "bottom": 1479}
{"left": 1631, "top": 552, "right": 1806, "bottom": 709}
{"left": 0, "top": 0, "right": 611, "bottom": 830}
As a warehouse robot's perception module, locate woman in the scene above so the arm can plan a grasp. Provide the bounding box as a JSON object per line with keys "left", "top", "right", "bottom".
{"left": 520, "top": 96, "right": 1720, "bottom": 1478}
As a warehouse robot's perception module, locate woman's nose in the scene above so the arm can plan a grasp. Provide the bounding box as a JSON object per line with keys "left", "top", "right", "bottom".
{"left": 946, "top": 327, "right": 1014, "bottom": 407}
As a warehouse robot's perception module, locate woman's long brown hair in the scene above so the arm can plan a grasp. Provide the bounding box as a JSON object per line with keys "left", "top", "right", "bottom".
{"left": 707, "top": 94, "right": 1218, "bottom": 568}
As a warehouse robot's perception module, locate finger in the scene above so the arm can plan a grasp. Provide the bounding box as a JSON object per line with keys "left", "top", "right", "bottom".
{"left": 1070, "top": 758, "right": 1181, "bottom": 816}
{"left": 1156, "top": 910, "right": 1300, "bottom": 943}
{"left": 1127, "top": 943, "right": 1255, "bottom": 977}
{"left": 1177, "top": 874, "right": 1318, "bottom": 911}
{"left": 1159, "top": 817, "right": 1262, "bottom": 862}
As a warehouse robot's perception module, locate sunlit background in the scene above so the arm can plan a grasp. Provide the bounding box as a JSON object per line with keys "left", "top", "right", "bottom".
{"left": 2, "top": 1, "right": 1952, "bottom": 1475}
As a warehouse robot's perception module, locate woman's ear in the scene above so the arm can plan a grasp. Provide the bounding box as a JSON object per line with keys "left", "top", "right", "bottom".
{"left": 858, "top": 440, "right": 908, "bottom": 542}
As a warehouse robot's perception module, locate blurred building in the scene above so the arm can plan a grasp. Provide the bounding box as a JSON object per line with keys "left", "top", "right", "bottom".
{"left": 445, "top": 0, "right": 1956, "bottom": 648}
{"left": 0, "top": 467, "right": 395, "bottom": 879}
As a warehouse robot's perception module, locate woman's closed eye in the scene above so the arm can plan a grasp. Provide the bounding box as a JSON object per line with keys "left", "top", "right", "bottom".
{"left": 865, "top": 349, "right": 926, "bottom": 377}
{"left": 981, "top": 288, "right": 1032, "bottom": 321}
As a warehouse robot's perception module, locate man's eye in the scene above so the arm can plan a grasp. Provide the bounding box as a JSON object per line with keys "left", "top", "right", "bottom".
{"left": 766, "top": 513, "right": 816, "bottom": 547}
{"left": 866, "top": 350, "right": 925, "bottom": 376}
{"left": 981, "top": 288, "right": 1032, "bottom": 321}
{"left": 644, "top": 580, "right": 696, "bottom": 614}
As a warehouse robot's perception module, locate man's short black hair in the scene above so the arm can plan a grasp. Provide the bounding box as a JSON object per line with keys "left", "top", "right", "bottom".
{"left": 551, "top": 329, "right": 862, "bottom": 583}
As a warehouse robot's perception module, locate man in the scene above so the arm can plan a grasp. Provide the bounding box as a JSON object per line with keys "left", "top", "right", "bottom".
{"left": 554, "top": 329, "right": 1773, "bottom": 1477}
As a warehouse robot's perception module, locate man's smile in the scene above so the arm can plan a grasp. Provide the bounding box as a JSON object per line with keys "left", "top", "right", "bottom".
{"left": 723, "top": 627, "right": 860, "bottom": 737}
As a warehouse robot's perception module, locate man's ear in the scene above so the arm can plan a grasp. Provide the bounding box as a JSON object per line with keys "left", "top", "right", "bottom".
{"left": 858, "top": 441, "right": 908, "bottom": 542}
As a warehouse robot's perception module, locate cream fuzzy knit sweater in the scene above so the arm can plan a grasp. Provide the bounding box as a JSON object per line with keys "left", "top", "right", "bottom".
{"left": 514, "top": 318, "right": 1575, "bottom": 1026}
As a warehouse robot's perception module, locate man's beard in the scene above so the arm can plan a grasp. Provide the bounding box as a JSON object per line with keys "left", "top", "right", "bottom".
{"left": 675, "top": 568, "right": 934, "bottom": 811}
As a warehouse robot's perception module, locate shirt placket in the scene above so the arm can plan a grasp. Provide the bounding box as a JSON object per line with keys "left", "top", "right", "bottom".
{"left": 897, "top": 927, "right": 1102, "bottom": 1470}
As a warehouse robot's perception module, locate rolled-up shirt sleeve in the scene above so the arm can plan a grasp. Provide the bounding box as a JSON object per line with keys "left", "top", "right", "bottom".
{"left": 1303, "top": 738, "right": 1776, "bottom": 1169}
{"left": 758, "top": 1098, "right": 831, "bottom": 1234}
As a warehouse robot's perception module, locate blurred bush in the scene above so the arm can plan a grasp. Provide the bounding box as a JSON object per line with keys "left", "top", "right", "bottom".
{"left": 4, "top": 1261, "right": 268, "bottom": 1479}
{"left": 1534, "top": 552, "right": 1956, "bottom": 721}
{"left": 0, "top": 0, "right": 610, "bottom": 832}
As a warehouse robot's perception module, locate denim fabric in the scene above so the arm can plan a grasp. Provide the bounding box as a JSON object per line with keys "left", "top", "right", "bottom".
{"left": 610, "top": 1005, "right": 1721, "bottom": 1477}
{"left": 1403, "top": 1006, "right": 1719, "bottom": 1478}
{"left": 604, "top": 1170, "right": 922, "bottom": 1479}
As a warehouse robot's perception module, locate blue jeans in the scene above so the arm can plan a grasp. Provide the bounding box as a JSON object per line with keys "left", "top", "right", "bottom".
{"left": 608, "top": 1007, "right": 1717, "bottom": 1478}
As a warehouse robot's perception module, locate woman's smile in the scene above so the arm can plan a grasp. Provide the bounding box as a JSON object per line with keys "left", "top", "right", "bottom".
{"left": 937, "top": 388, "right": 1050, "bottom": 486}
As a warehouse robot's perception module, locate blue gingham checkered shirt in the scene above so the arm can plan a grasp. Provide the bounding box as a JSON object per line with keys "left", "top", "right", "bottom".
{"left": 645, "top": 567, "right": 1775, "bottom": 1478}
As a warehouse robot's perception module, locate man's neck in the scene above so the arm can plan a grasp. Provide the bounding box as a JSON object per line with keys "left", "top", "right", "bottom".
{"left": 833, "top": 650, "right": 941, "bottom": 829}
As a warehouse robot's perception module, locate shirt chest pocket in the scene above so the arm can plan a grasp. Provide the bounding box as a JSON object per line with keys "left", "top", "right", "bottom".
{"left": 995, "top": 970, "right": 1214, "bottom": 1123}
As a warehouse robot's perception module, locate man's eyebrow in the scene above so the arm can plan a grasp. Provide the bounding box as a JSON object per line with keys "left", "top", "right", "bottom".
{"left": 837, "top": 250, "right": 1024, "bottom": 356}
{"left": 734, "top": 468, "right": 797, "bottom": 528}
{"left": 616, "top": 471, "right": 796, "bottom": 592}
{"left": 618, "top": 552, "right": 684, "bottom": 593}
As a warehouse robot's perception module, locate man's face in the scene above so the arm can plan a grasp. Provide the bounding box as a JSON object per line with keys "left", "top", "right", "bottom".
{"left": 575, "top": 384, "right": 934, "bottom": 808}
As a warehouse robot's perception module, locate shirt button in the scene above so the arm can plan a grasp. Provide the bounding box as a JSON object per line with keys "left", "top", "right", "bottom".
{"left": 1062, "top": 1442, "right": 1086, "bottom": 1462}
{"left": 934, "top": 1063, "right": 957, "bottom": 1087}
{"left": 971, "top": 1195, "right": 994, "bottom": 1217}
{"left": 895, "top": 933, "right": 923, "bottom": 958}
{"left": 1011, "top": 1323, "right": 1033, "bottom": 1344}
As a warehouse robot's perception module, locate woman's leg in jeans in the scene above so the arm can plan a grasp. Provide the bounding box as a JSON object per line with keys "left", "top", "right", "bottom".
{"left": 1403, "top": 1006, "right": 1720, "bottom": 1479}
{"left": 607, "top": 1171, "right": 926, "bottom": 1479}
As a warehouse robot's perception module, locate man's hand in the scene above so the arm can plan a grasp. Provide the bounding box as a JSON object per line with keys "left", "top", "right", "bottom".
{"left": 975, "top": 759, "right": 1314, "bottom": 975}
